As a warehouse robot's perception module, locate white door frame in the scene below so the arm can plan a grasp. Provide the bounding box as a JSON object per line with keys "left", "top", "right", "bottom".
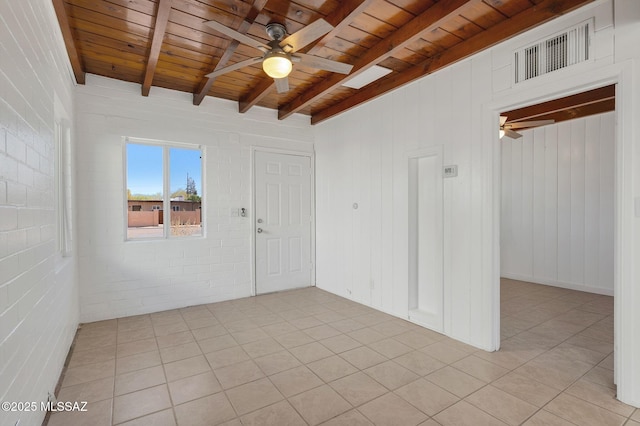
{"left": 484, "top": 61, "right": 634, "bottom": 403}
{"left": 250, "top": 146, "right": 316, "bottom": 296}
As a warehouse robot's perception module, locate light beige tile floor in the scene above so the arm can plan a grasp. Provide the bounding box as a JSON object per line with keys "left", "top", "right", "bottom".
{"left": 47, "top": 279, "right": 640, "bottom": 425}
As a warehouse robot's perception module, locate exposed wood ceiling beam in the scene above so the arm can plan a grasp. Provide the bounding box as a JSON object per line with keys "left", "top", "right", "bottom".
{"left": 311, "top": 0, "right": 596, "bottom": 125}
{"left": 513, "top": 98, "right": 615, "bottom": 128}
{"left": 238, "top": 0, "right": 374, "bottom": 114}
{"left": 142, "top": 0, "right": 172, "bottom": 96}
{"left": 503, "top": 84, "right": 615, "bottom": 122}
{"left": 238, "top": 77, "right": 275, "bottom": 113}
{"left": 278, "top": 0, "right": 477, "bottom": 120}
{"left": 52, "top": 0, "right": 85, "bottom": 84}
{"left": 193, "top": 0, "right": 269, "bottom": 106}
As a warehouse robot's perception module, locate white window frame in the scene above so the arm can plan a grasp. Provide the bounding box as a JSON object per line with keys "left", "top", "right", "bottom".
{"left": 124, "top": 137, "right": 205, "bottom": 241}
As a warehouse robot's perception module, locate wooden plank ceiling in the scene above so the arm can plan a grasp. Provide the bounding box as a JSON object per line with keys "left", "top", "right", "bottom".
{"left": 54, "top": 0, "right": 596, "bottom": 124}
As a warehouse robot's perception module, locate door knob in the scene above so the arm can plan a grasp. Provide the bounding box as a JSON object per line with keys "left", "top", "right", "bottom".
{"left": 257, "top": 218, "right": 263, "bottom": 223}
{"left": 257, "top": 228, "right": 263, "bottom": 233}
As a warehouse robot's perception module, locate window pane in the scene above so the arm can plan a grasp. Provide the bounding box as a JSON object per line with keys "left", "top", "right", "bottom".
{"left": 127, "top": 143, "right": 164, "bottom": 239}
{"left": 169, "top": 147, "right": 202, "bottom": 237}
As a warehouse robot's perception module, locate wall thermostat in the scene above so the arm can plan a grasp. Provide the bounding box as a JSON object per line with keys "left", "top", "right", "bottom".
{"left": 443, "top": 165, "right": 458, "bottom": 178}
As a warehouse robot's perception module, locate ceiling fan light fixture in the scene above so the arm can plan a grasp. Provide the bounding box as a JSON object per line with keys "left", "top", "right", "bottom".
{"left": 262, "top": 51, "right": 292, "bottom": 79}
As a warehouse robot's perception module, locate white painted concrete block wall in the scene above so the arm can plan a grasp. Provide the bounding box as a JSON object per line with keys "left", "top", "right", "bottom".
{"left": 0, "top": 1, "right": 78, "bottom": 425}
{"left": 75, "top": 76, "right": 313, "bottom": 322}
{"left": 501, "top": 113, "right": 615, "bottom": 295}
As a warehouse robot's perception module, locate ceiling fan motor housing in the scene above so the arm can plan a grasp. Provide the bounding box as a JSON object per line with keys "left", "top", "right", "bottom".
{"left": 266, "top": 22, "right": 287, "bottom": 41}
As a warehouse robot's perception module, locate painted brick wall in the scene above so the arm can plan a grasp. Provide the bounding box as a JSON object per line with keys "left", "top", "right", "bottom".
{"left": 75, "top": 75, "right": 314, "bottom": 322}
{"left": 0, "top": 1, "right": 78, "bottom": 425}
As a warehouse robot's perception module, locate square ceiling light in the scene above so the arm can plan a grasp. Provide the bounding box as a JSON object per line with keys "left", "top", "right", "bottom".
{"left": 342, "top": 65, "right": 392, "bottom": 89}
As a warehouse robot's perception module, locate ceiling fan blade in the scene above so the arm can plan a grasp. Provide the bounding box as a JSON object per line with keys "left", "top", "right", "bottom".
{"left": 500, "top": 115, "right": 508, "bottom": 126}
{"left": 504, "top": 129, "right": 523, "bottom": 139}
{"left": 292, "top": 53, "right": 353, "bottom": 74}
{"left": 280, "top": 19, "right": 333, "bottom": 52}
{"left": 506, "top": 119, "right": 555, "bottom": 129}
{"left": 274, "top": 77, "right": 289, "bottom": 93}
{"left": 204, "top": 20, "right": 269, "bottom": 52}
{"left": 205, "top": 57, "right": 263, "bottom": 79}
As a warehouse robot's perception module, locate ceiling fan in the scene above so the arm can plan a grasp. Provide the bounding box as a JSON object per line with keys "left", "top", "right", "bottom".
{"left": 500, "top": 116, "right": 555, "bottom": 139}
{"left": 203, "top": 18, "right": 354, "bottom": 93}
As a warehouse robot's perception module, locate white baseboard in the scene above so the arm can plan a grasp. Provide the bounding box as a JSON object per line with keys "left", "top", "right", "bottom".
{"left": 500, "top": 273, "right": 614, "bottom": 296}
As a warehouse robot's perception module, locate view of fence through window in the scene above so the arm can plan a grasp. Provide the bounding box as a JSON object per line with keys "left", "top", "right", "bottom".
{"left": 126, "top": 142, "right": 203, "bottom": 239}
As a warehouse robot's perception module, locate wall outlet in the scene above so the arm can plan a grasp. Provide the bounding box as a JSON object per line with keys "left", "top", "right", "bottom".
{"left": 346, "top": 289, "right": 352, "bottom": 295}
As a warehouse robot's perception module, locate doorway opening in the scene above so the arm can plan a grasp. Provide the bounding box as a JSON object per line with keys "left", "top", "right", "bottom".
{"left": 498, "top": 85, "right": 617, "bottom": 391}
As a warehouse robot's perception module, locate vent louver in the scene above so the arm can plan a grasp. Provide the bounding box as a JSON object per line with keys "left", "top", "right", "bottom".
{"left": 514, "top": 20, "right": 592, "bottom": 83}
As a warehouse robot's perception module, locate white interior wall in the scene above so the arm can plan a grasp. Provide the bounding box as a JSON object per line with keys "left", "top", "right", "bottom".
{"left": 3, "top": 0, "right": 639, "bottom": 415}
{"left": 316, "top": 52, "right": 493, "bottom": 347}
{"left": 501, "top": 112, "right": 615, "bottom": 295}
{"left": 316, "top": 0, "right": 640, "bottom": 406}
{"left": 0, "top": 1, "right": 78, "bottom": 425}
{"left": 75, "top": 76, "right": 314, "bottom": 322}
{"left": 610, "top": 0, "right": 640, "bottom": 407}
{"left": 314, "top": 0, "right": 640, "bottom": 405}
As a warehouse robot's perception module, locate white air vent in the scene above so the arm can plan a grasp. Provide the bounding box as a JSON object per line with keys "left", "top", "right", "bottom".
{"left": 514, "top": 20, "right": 592, "bottom": 84}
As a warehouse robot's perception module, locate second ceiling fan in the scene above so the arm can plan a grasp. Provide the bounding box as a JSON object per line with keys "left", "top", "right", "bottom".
{"left": 500, "top": 116, "right": 555, "bottom": 139}
{"left": 204, "top": 18, "right": 354, "bottom": 93}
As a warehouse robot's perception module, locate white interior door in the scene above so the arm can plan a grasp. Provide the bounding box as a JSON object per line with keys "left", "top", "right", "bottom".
{"left": 254, "top": 151, "right": 313, "bottom": 294}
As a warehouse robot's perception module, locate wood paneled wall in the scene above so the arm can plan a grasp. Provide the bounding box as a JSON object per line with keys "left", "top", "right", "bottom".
{"left": 500, "top": 112, "right": 615, "bottom": 294}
